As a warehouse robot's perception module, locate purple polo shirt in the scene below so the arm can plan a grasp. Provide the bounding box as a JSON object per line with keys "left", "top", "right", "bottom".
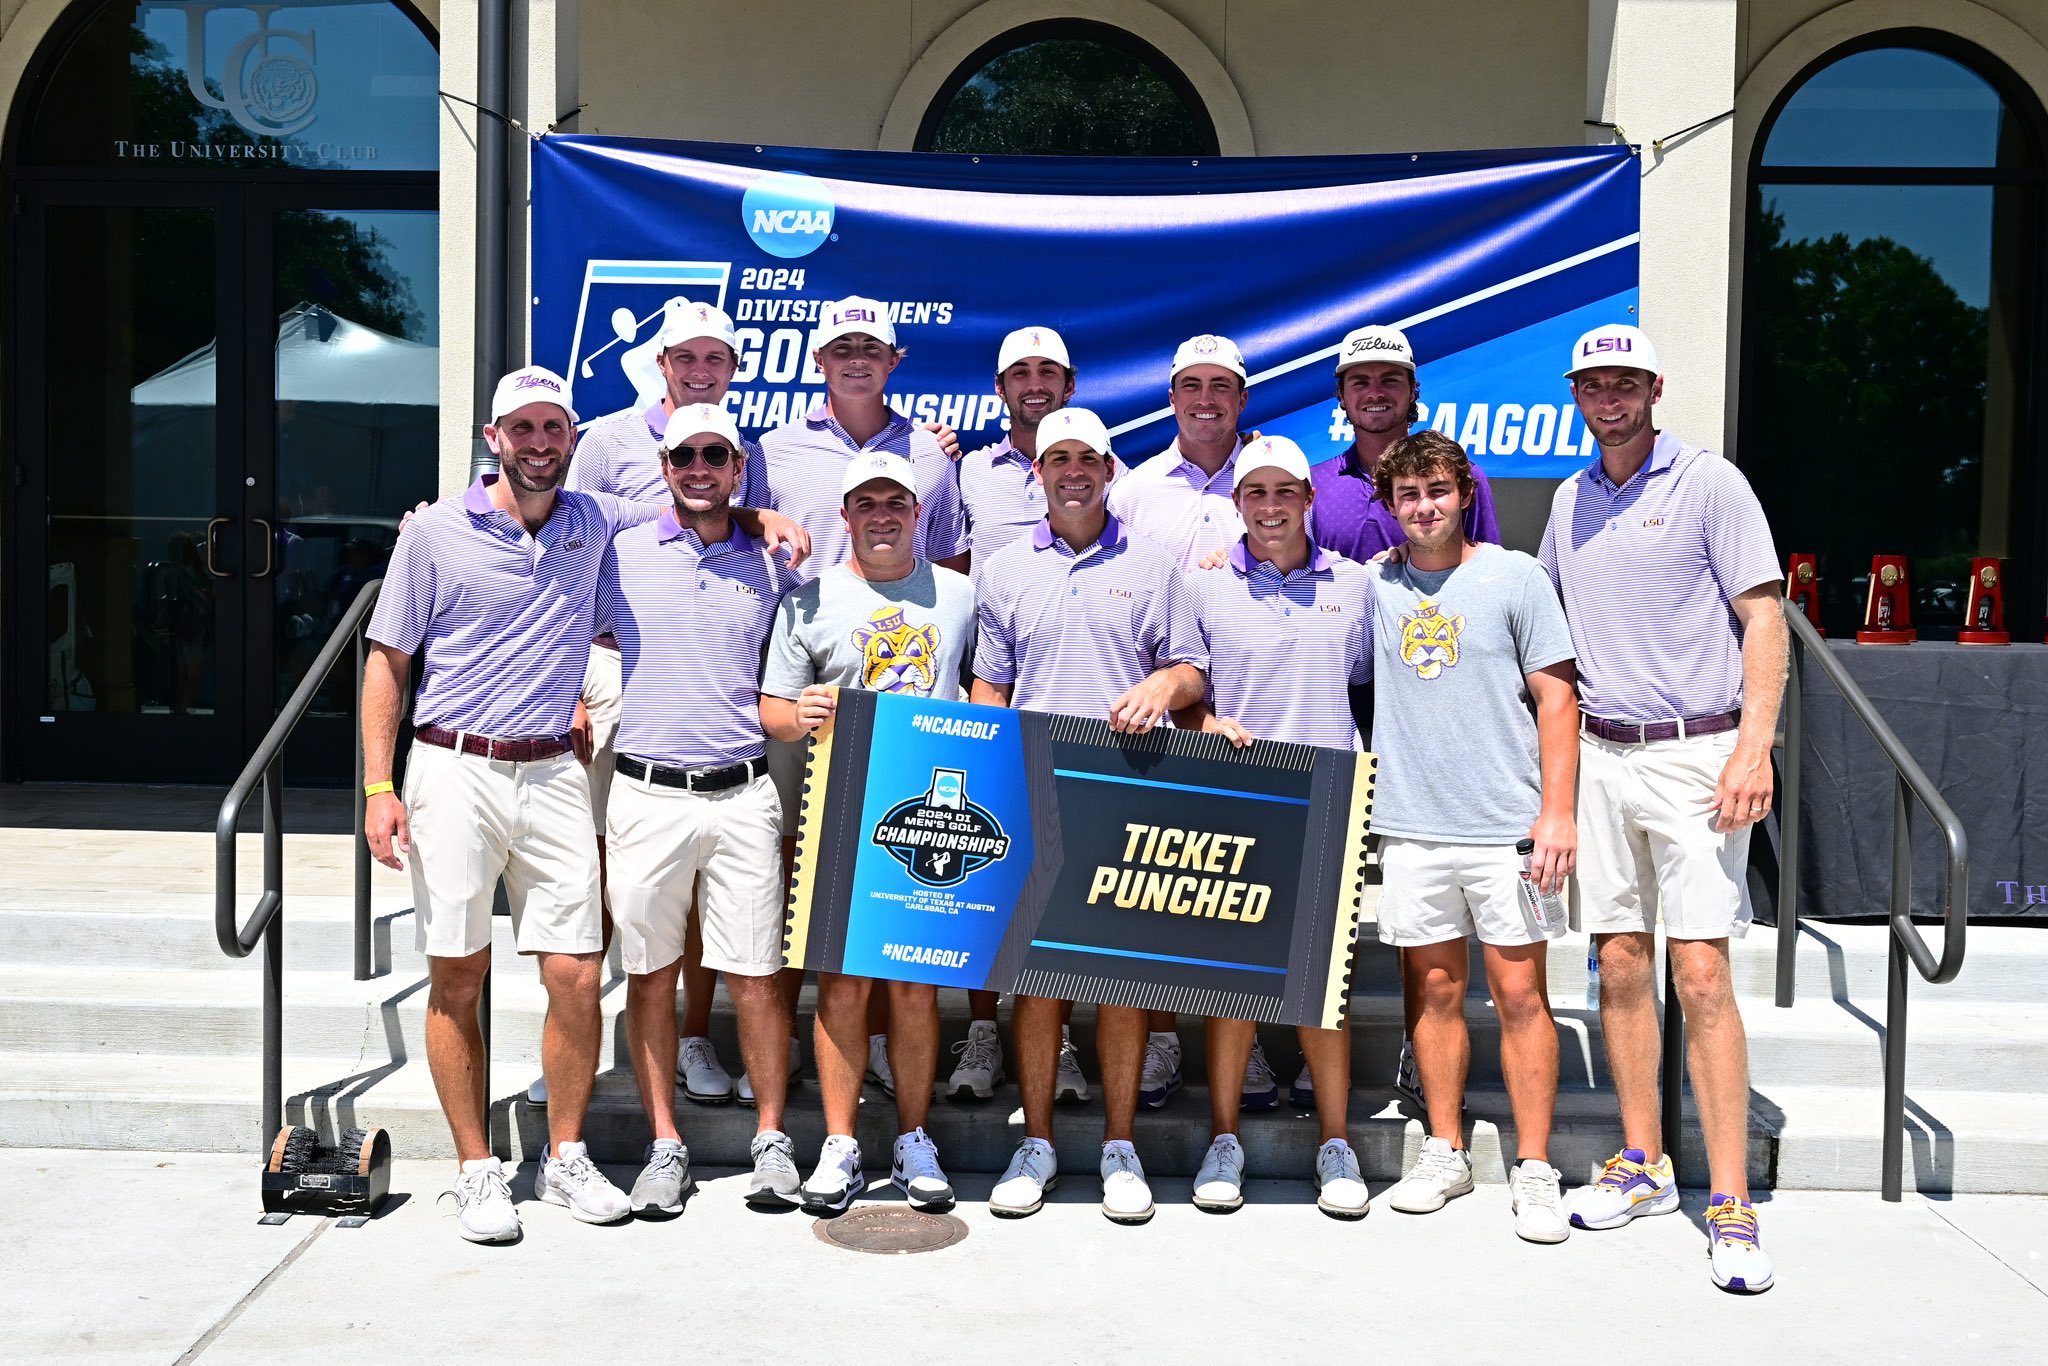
{"left": 1538, "top": 433, "right": 1780, "bottom": 723}
{"left": 1188, "top": 542, "right": 1373, "bottom": 751}
{"left": 754, "top": 403, "right": 967, "bottom": 583}
{"left": 596, "top": 512, "right": 795, "bottom": 768}
{"left": 1308, "top": 448, "right": 1502, "bottom": 562}
{"left": 367, "top": 477, "right": 658, "bottom": 737}
{"left": 566, "top": 400, "right": 756, "bottom": 505}
{"left": 973, "top": 515, "right": 1208, "bottom": 718}
{"left": 958, "top": 435, "right": 1128, "bottom": 561}
{"left": 1105, "top": 439, "right": 1243, "bottom": 571}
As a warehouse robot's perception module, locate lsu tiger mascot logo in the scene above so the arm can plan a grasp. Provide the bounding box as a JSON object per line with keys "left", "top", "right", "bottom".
{"left": 854, "top": 605, "right": 940, "bottom": 694}
{"left": 1398, "top": 599, "right": 1464, "bottom": 680}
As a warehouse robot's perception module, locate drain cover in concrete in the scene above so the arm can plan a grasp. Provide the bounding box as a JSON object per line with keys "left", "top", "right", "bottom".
{"left": 812, "top": 1206, "right": 969, "bottom": 1255}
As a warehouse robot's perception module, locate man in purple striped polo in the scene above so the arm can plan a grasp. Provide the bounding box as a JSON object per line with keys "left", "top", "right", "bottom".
{"left": 1539, "top": 323, "right": 1787, "bottom": 1293}
{"left": 1173, "top": 435, "right": 1374, "bottom": 1219}
{"left": 595, "top": 402, "right": 802, "bottom": 1218}
{"left": 972, "top": 406, "right": 1209, "bottom": 1225}
{"left": 362, "top": 365, "right": 654, "bottom": 1243}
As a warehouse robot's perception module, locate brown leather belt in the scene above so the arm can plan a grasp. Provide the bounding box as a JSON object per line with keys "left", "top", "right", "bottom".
{"left": 415, "top": 724, "right": 573, "bottom": 763}
{"left": 1581, "top": 710, "right": 1741, "bottom": 745}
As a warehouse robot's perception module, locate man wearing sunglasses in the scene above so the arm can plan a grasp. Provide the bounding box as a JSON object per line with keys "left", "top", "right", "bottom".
{"left": 596, "top": 402, "right": 805, "bottom": 1216}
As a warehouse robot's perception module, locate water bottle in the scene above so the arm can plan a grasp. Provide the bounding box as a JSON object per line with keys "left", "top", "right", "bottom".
{"left": 1585, "top": 939, "right": 1602, "bottom": 1010}
{"left": 1514, "top": 838, "right": 1564, "bottom": 932}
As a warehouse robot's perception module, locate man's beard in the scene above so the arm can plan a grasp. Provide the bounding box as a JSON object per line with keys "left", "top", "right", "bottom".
{"left": 499, "top": 447, "right": 566, "bottom": 494}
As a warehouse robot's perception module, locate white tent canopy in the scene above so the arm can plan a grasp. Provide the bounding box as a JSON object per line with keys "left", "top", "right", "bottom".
{"left": 133, "top": 303, "right": 437, "bottom": 407}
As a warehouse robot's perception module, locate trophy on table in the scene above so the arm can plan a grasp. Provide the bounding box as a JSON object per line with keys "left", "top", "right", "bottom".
{"left": 1856, "top": 555, "right": 1916, "bottom": 644}
{"left": 1958, "top": 558, "right": 2010, "bottom": 646}
{"left": 1785, "top": 554, "right": 1823, "bottom": 635}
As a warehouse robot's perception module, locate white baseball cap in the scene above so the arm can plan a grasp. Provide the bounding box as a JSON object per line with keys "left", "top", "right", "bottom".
{"left": 1035, "top": 407, "right": 1114, "bottom": 458}
{"left": 841, "top": 450, "right": 920, "bottom": 501}
{"left": 1334, "top": 325, "right": 1415, "bottom": 375}
{"left": 1171, "top": 333, "right": 1247, "bottom": 382}
{"left": 996, "top": 326, "right": 1072, "bottom": 373}
{"left": 814, "top": 295, "right": 897, "bottom": 351}
{"left": 1232, "top": 435, "right": 1313, "bottom": 489}
{"left": 490, "top": 365, "right": 578, "bottom": 425}
{"left": 1565, "top": 323, "right": 1659, "bottom": 378}
{"left": 656, "top": 297, "right": 739, "bottom": 351}
{"left": 659, "top": 402, "right": 742, "bottom": 452}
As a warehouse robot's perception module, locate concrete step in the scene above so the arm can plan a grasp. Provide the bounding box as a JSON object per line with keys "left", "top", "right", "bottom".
{"left": 6, "top": 1050, "right": 2044, "bottom": 1194}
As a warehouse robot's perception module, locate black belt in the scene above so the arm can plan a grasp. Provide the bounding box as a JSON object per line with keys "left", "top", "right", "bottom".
{"left": 1581, "top": 709, "right": 1741, "bottom": 745}
{"left": 614, "top": 753, "right": 767, "bottom": 793}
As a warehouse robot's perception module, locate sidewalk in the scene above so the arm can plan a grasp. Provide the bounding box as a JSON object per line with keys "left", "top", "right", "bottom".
{"left": 3, "top": 1148, "right": 2042, "bottom": 1364}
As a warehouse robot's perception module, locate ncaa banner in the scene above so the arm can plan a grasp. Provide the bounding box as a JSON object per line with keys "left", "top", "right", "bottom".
{"left": 785, "top": 688, "right": 1375, "bottom": 1030}
{"left": 530, "top": 137, "right": 1638, "bottom": 478}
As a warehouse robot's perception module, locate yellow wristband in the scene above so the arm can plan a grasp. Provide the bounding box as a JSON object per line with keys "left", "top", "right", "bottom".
{"left": 364, "top": 781, "right": 395, "bottom": 798}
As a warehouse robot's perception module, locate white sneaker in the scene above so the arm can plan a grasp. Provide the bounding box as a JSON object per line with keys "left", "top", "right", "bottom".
{"left": 802, "top": 1134, "right": 864, "bottom": 1214}
{"left": 1384, "top": 1136, "right": 1475, "bottom": 1214}
{"left": 1099, "top": 1140, "right": 1155, "bottom": 1224}
{"left": 1192, "top": 1133, "right": 1246, "bottom": 1212}
{"left": 452, "top": 1156, "right": 520, "bottom": 1243}
{"left": 525, "top": 1075, "right": 547, "bottom": 1106}
{"left": 1138, "top": 1032, "right": 1182, "bottom": 1109}
{"left": 676, "top": 1036, "right": 735, "bottom": 1104}
{"left": 736, "top": 1072, "right": 754, "bottom": 1106}
{"left": 891, "top": 1127, "right": 955, "bottom": 1209}
{"left": 1241, "top": 1041, "right": 1280, "bottom": 1111}
{"left": 1394, "top": 1039, "right": 1423, "bottom": 1106}
{"left": 865, "top": 1033, "right": 896, "bottom": 1097}
{"left": 535, "top": 1141, "right": 631, "bottom": 1224}
{"left": 991, "top": 1138, "right": 1059, "bottom": 1217}
{"left": 746, "top": 1130, "right": 802, "bottom": 1210}
{"left": 1055, "top": 1027, "right": 1091, "bottom": 1104}
{"left": 947, "top": 1020, "right": 1004, "bottom": 1100}
{"left": 1314, "top": 1138, "right": 1369, "bottom": 1219}
{"left": 1511, "top": 1159, "right": 1569, "bottom": 1244}
{"left": 1707, "top": 1193, "right": 1775, "bottom": 1293}
{"left": 629, "top": 1138, "right": 691, "bottom": 1216}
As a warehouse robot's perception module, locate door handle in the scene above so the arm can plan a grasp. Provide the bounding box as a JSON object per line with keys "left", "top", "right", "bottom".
{"left": 252, "top": 518, "right": 275, "bottom": 578}
{"left": 204, "top": 516, "right": 236, "bottom": 578}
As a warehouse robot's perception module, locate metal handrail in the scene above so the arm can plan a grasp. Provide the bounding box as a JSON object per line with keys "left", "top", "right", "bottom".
{"left": 1771, "top": 598, "right": 1969, "bottom": 1201}
{"left": 215, "top": 578, "right": 384, "bottom": 1144}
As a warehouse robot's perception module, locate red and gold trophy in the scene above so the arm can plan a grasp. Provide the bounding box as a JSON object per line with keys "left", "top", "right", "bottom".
{"left": 1785, "top": 554, "right": 1823, "bottom": 636}
{"left": 1857, "top": 555, "right": 1916, "bottom": 644}
{"left": 1958, "top": 558, "right": 2009, "bottom": 645}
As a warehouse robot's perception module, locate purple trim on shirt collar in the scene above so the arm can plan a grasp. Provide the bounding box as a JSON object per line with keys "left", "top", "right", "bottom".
{"left": 463, "top": 476, "right": 496, "bottom": 514}
{"left": 1030, "top": 512, "right": 1126, "bottom": 553}
{"left": 642, "top": 401, "right": 668, "bottom": 439}
{"left": 1586, "top": 431, "right": 1680, "bottom": 491}
{"left": 1229, "top": 538, "right": 1334, "bottom": 576}
{"left": 655, "top": 505, "right": 751, "bottom": 553}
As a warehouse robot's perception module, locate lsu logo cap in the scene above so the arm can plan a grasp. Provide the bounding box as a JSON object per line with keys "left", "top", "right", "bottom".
{"left": 656, "top": 298, "right": 739, "bottom": 352}
{"left": 841, "top": 450, "right": 920, "bottom": 501}
{"left": 1034, "top": 406, "right": 1114, "bottom": 459}
{"left": 1565, "top": 323, "right": 1660, "bottom": 378}
{"left": 1334, "top": 324, "right": 1415, "bottom": 374}
{"left": 1232, "top": 434, "right": 1313, "bottom": 489}
{"left": 490, "top": 365, "right": 579, "bottom": 425}
{"left": 1171, "top": 333, "right": 1247, "bottom": 382}
{"left": 814, "top": 295, "right": 898, "bottom": 351}
{"left": 996, "top": 326, "right": 1072, "bottom": 373}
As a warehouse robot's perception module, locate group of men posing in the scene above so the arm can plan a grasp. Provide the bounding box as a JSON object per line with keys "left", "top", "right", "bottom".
{"left": 362, "top": 295, "right": 1787, "bottom": 1295}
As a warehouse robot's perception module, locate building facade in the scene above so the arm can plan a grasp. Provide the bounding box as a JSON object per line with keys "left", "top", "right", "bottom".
{"left": 2, "top": 0, "right": 2043, "bottom": 783}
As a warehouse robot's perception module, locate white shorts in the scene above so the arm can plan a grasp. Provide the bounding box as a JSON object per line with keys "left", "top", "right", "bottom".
{"left": 1574, "top": 729, "right": 1752, "bottom": 941}
{"left": 767, "top": 736, "right": 806, "bottom": 835}
{"left": 402, "top": 742, "right": 602, "bottom": 959}
{"left": 1377, "top": 836, "right": 1563, "bottom": 948}
{"left": 604, "top": 768, "right": 786, "bottom": 977}
{"left": 581, "top": 642, "right": 624, "bottom": 833}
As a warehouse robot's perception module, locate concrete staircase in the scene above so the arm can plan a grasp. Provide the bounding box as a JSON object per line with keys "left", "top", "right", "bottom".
{"left": 3, "top": 810, "right": 2044, "bottom": 1193}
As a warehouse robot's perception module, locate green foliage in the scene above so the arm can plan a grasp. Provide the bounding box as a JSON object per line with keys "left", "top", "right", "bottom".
{"left": 929, "top": 39, "right": 1203, "bottom": 157}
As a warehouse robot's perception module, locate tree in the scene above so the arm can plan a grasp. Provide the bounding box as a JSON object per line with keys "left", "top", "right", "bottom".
{"left": 929, "top": 39, "right": 1204, "bottom": 157}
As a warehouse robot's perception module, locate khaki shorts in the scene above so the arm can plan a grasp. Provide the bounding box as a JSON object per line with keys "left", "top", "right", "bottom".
{"left": 581, "top": 642, "right": 624, "bottom": 833}
{"left": 402, "top": 742, "right": 602, "bottom": 959}
{"left": 604, "top": 768, "right": 786, "bottom": 977}
{"left": 1573, "top": 729, "right": 1752, "bottom": 941}
{"left": 1377, "top": 836, "right": 1563, "bottom": 948}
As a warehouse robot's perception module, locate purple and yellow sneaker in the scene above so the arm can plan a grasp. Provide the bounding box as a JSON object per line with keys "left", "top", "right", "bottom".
{"left": 1707, "top": 1193, "right": 1774, "bottom": 1292}
{"left": 1566, "top": 1148, "right": 1678, "bottom": 1230}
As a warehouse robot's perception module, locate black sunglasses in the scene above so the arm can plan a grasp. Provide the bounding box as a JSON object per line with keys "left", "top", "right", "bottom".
{"left": 663, "top": 443, "right": 735, "bottom": 468}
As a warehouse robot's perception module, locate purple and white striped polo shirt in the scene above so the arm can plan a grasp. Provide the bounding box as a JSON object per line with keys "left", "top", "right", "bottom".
{"left": 754, "top": 404, "right": 967, "bottom": 582}
{"left": 1538, "top": 433, "right": 1780, "bottom": 723}
{"left": 1188, "top": 542, "right": 1372, "bottom": 750}
{"left": 958, "top": 435, "right": 1128, "bottom": 561}
{"left": 565, "top": 400, "right": 756, "bottom": 505}
{"left": 973, "top": 515, "right": 1208, "bottom": 719}
{"left": 367, "top": 477, "right": 658, "bottom": 737}
{"left": 596, "top": 511, "right": 796, "bottom": 768}
{"left": 1105, "top": 440, "right": 1244, "bottom": 571}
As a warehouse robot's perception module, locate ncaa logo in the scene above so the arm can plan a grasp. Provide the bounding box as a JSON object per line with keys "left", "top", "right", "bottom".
{"left": 742, "top": 172, "right": 834, "bottom": 259}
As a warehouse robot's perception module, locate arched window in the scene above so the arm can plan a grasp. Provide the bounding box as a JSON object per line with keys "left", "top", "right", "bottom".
{"left": 917, "top": 19, "right": 1216, "bottom": 157}
{"left": 1740, "top": 37, "right": 2047, "bottom": 637}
